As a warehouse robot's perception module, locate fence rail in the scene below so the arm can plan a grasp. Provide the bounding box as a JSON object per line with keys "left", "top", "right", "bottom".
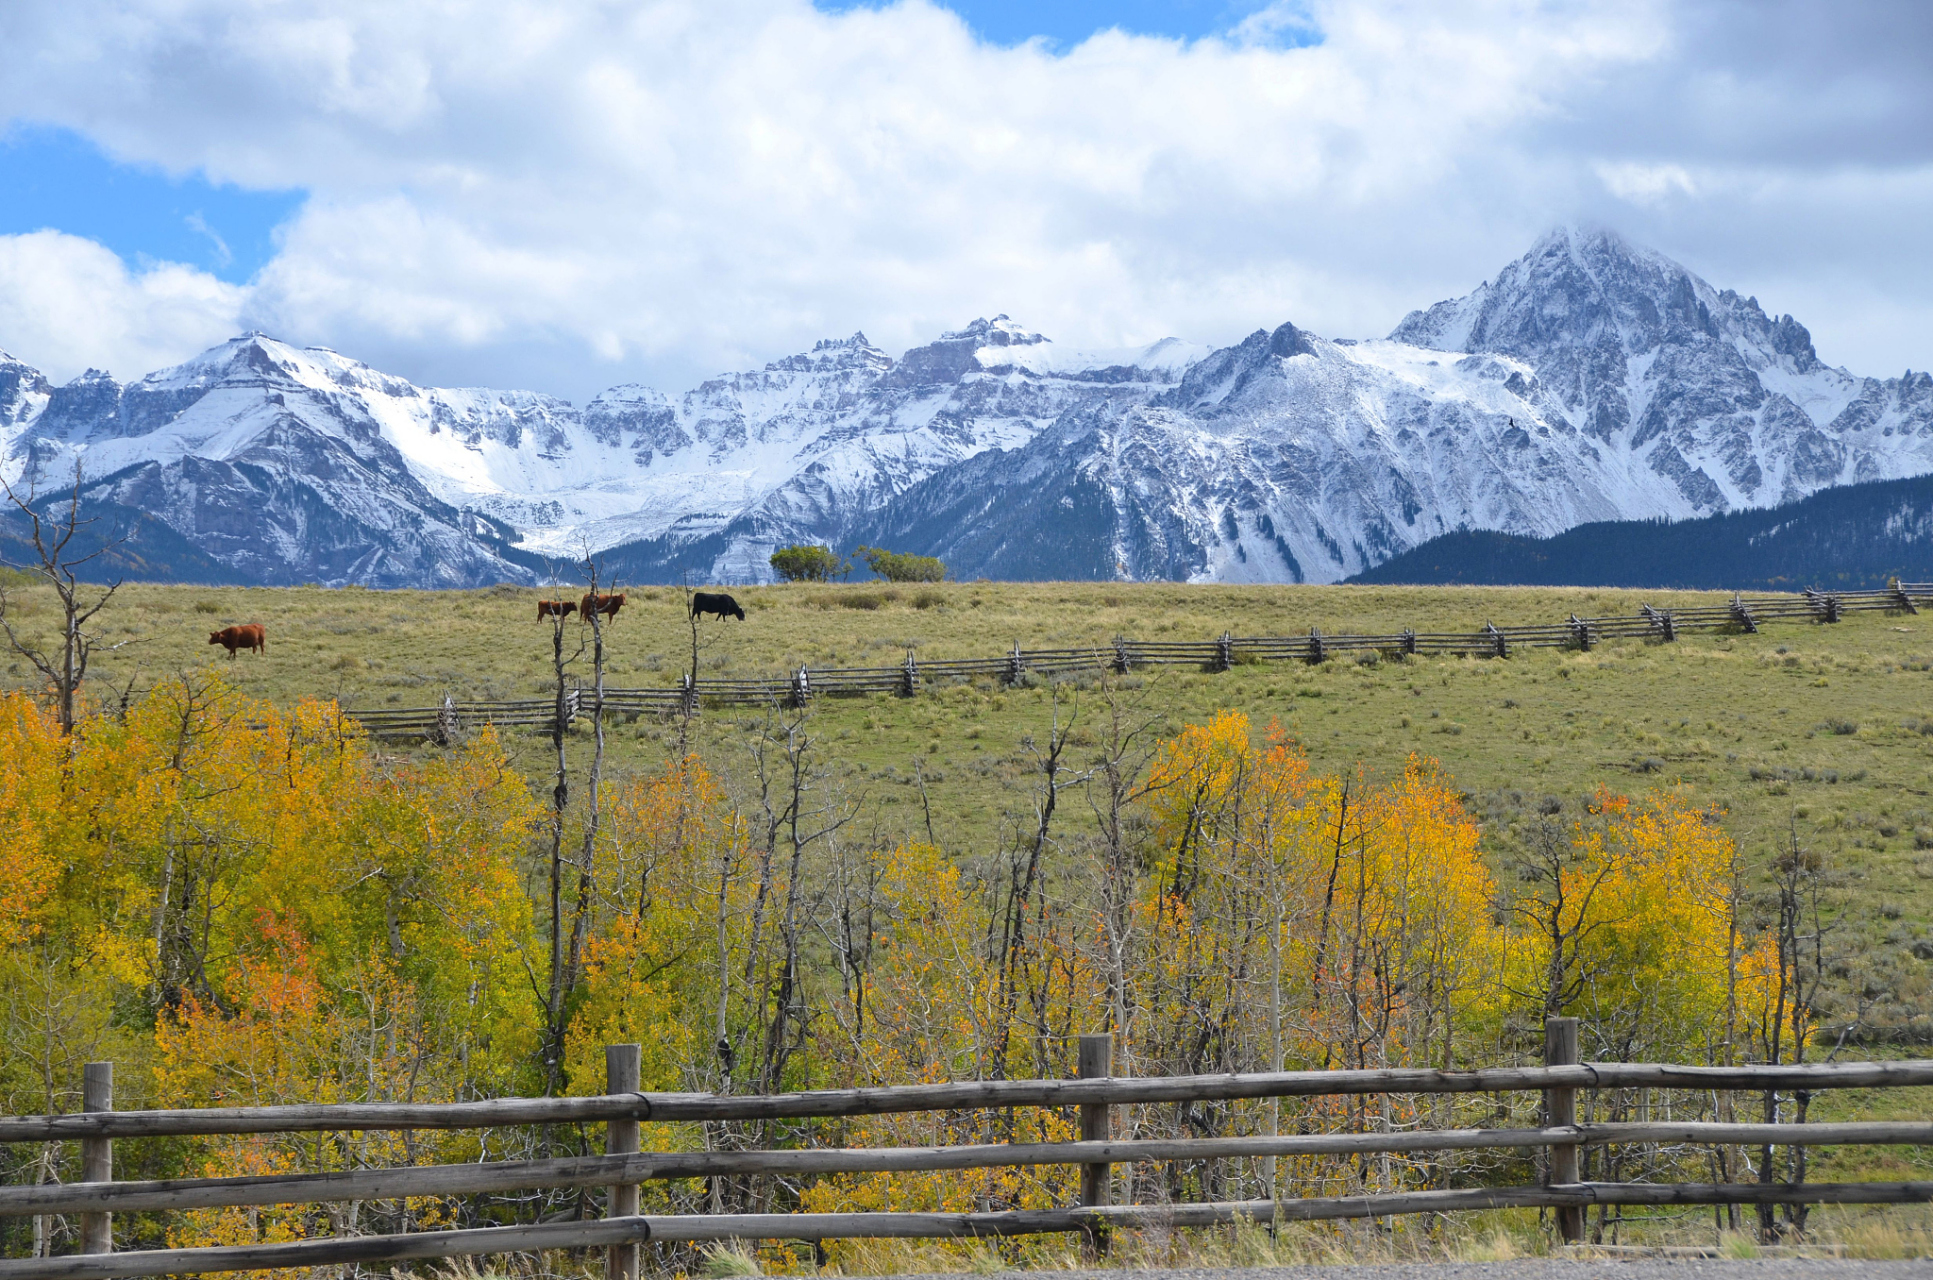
{"left": 5, "top": 1024, "right": 1930, "bottom": 1277}
{"left": 342, "top": 583, "right": 1932, "bottom": 737}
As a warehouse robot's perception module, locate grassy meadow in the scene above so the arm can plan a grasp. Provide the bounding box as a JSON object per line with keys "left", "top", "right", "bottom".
{"left": 10, "top": 574, "right": 1933, "bottom": 1037}
{"left": 6, "top": 575, "right": 1933, "bottom": 1259}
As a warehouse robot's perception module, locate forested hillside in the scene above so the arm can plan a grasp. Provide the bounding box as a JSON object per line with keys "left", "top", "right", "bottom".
{"left": 1349, "top": 474, "right": 1933, "bottom": 589}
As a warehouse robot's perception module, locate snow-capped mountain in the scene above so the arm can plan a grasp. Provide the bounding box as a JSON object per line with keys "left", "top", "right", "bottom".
{"left": 1, "top": 227, "right": 1928, "bottom": 587}
{"left": 850, "top": 228, "right": 1933, "bottom": 583}
{"left": 0, "top": 317, "right": 1201, "bottom": 586}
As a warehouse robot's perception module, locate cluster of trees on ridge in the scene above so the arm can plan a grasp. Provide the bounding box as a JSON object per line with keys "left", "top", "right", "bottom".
{"left": 769, "top": 543, "right": 945, "bottom": 584}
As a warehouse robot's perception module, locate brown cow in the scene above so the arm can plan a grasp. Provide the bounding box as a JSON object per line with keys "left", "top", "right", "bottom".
{"left": 537, "top": 599, "right": 577, "bottom": 620}
{"left": 579, "top": 592, "right": 626, "bottom": 622}
{"left": 209, "top": 624, "right": 266, "bottom": 659}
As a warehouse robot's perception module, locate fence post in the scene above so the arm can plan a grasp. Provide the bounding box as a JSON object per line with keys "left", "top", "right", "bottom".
{"left": 1568, "top": 614, "right": 1591, "bottom": 652}
{"left": 1005, "top": 642, "right": 1024, "bottom": 686}
{"left": 80, "top": 1061, "right": 112, "bottom": 1256}
{"left": 1307, "top": 627, "right": 1324, "bottom": 665}
{"left": 1112, "top": 637, "right": 1132, "bottom": 674}
{"left": 1891, "top": 578, "right": 1919, "bottom": 615}
{"left": 1730, "top": 594, "right": 1758, "bottom": 633}
{"left": 606, "top": 1044, "right": 641, "bottom": 1280}
{"left": 1077, "top": 1033, "right": 1113, "bottom": 1252}
{"left": 435, "top": 694, "right": 461, "bottom": 747}
{"left": 1543, "top": 1018, "right": 1583, "bottom": 1245}
{"left": 901, "top": 650, "right": 920, "bottom": 698}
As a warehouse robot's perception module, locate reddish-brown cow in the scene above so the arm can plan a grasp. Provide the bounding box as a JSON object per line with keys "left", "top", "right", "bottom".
{"left": 579, "top": 592, "right": 626, "bottom": 622}
{"left": 537, "top": 599, "right": 577, "bottom": 620}
{"left": 208, "top": 624, "right": 266, "bottom": 659}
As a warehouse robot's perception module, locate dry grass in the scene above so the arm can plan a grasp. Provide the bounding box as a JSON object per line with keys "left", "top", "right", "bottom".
{"left": 9, "top": 579, "right": 1933, "bottom": 1027}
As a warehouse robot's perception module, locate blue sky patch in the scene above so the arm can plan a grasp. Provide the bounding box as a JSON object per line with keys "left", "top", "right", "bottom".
{"left": 0, "top": 125, "right": 304, "bottom": 283}
{"left": 817, "top": 0, "right": 1317, "bottom": 48}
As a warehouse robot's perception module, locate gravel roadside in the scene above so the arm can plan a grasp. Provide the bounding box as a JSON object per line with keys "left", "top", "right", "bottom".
{"left": 876, "top": 1264, "right": 1931, "bottom": 1279}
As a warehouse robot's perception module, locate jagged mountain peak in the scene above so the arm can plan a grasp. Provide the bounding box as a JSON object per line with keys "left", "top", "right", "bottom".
{"left": 767, "top": 332, "right": 893, "bottom": 375}
{"left": 1390, "top": 224, "right": 1729, "bottom": 359}
{"left": 941, "top": 315, "right": 1049, "bottom": 347}
{"left": 890, "top": 317, "right": 1037, "bottom": 387}
{"left": 0, "top": 350, "right": 51, "bottom": 432}
{"left": 1158, "top": 320, "right": 1322, "bottom": 414}
{"left": 4, "top": 226, "right": 1928, "bottom": 589}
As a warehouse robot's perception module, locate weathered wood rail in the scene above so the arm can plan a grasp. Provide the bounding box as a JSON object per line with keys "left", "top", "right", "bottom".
{"left": 5, "top": 1021, "right": 1930, "bottom": 1277}
{"left": 343, "top": 583, "right": 1932, "bottom": 737}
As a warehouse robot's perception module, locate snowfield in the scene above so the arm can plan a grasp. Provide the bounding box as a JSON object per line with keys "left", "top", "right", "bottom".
{"left": 2, "top": 231, "right": 1930, "bottom": 587}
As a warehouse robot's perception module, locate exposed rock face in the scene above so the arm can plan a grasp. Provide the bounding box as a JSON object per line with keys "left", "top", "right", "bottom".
{"left": 3, "top": 230, "right": 1929, "bottom": 586}
{"left": 2, "top": 336, "right": 555, "bottom": 586}
{"left": 854, "top": 229, "right": 1933, "bottom": 583}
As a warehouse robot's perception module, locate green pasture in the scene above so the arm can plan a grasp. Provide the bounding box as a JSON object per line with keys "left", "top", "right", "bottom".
{"left": 9, "top": 577, "right": 1933, "bottom": 1034}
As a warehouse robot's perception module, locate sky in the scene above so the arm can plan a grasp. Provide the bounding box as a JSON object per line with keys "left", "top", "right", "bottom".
{"left": 0, "top": 0, "right": 1928, "bottom": 404}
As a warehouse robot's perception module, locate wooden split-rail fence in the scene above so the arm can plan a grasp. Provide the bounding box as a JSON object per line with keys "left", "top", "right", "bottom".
{"left": 4, "top": 1021, "right": 1931, "bottom": 1278}
{"left": 343, "top": 584, "right": 1933, "bottom": 740}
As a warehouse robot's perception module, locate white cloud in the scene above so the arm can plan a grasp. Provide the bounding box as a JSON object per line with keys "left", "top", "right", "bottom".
{"left": 0, "top": 231, "right": 244, "bottom": 383}
{"left": 0, "top": 0, "right": 1926, "bottom": 398}
{"left": 1595, "top": 161, "right": 1698, "bottom": 206}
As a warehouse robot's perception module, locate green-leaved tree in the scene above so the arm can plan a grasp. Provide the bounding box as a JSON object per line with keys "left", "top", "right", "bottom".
{"left": 769, "top": 544, "right": 849, "bottom": 582}
{"left": 855, "top": 546, "right": 945, "bottom": 583}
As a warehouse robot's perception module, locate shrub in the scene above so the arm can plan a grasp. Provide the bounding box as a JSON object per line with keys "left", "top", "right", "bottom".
{"left": 854, "top": 545, "right": 945, "bottom": 583}
{"left": 769, "top": 544, "right": 848, "bottom": 582}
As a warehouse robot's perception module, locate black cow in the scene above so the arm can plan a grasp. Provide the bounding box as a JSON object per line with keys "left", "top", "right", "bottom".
{"left": 691, "top": 591, "right": 746, "bottom": 621}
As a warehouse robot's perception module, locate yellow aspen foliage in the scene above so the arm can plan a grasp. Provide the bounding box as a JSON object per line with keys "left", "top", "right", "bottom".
{"left": 802, "top": 841, "right": 1080, "bottom": 1258}
{"left": 0, "top": 691, "right": 63, "bottom": 947}
{"left": 0, "top": 675, "right": 547, "bottom": 1257}
{"left": 1504, "top": 788, "right": 1742, "bottom": 1060}
{"left": 0, "top": 667, "right": 1794, "bottom": 1244}
{"left": 567, "top": 756, "right": 745, "bottom": 1096}
{"left": 1138, "top": 712, "right": 1500, "bottom": 1079}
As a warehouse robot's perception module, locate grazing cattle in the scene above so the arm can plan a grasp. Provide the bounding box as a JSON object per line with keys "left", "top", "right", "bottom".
{"left": 691, "top": 591, "right": 746, "bottom": 621}
{"left": 208, "top": 623, "right": 266, "bottom": 659}
{"left": 537, "top": 599, "right": 577, "bottom": 620}
{"left": 580, "top": 592, "right": 626, "bottom": 622}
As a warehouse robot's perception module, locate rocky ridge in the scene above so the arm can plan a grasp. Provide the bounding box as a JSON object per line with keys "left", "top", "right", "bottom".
{"left": 1, "top": 229, "right": 1928, "bottom": 586}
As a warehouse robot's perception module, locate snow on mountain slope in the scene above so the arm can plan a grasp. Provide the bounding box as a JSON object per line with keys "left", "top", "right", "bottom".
{"left": 855, "top": 323, "right": 1607, "bottom": 583}
{"left": 0, "top": 319, "right": 1201, "bottom": 585}
{"left": 3, "top": 228, "right": 1929, "bottom": 587}
{"left": 1386, "top": 227, "right": 1928, "bottom": 512}
{"left": 0, "top": 350, "right": 50, "bottom": 434}
{"left": 853, "top": 231, "right": 1933, "bottom": 585}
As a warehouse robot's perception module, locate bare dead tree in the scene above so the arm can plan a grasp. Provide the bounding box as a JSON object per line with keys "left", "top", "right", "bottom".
{"left": 539, "top": 567, "right": 588, "bottom": 1097}
{"left": 1082, "top": 677, "right": 1166, "bottom": 1046}
{"left": 738, "top": 703, "right": 860, "bottom": 1099}
{"left": 677, "top": 572, "right": 715, "bottom": 757}
{"left": 0, "top": 463, "right": 138, "bottom": 733}
{"left": 1754, "top": 824, "right": 1863, "bottom": 1244}
{"left": 988, "top": 684, "right": 1087, "bottom": 1083}
{"left": 564, "top": 555, "right": 613, "bottom": 1035}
